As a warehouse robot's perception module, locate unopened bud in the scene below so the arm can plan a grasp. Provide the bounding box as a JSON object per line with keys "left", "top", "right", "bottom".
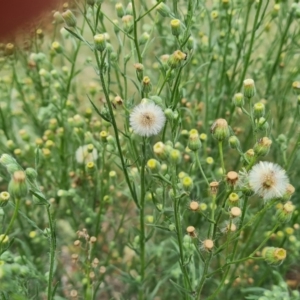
{"left": 253, "top": 102, "right": 265, "bottom": 119}
{"left": 276, "top": 202, "right": 295, "bottom": 223}
{"left": 156, "top": 3, "right": 171, "bottom": 17}
{"left": 94, "top": 34, "right": 106, "bottom": 52}
{"left": 153, "top": 142, "right": 168, "bottom": 160}
{"left": 188, "top": 129, "right": 201, "bottom": 151}
{"left": 243, "top": 79, "right": 256, "bottom": 98}
{"left": 115, "top": 2, "right": 125, "bottom": 18}
{"left": 169, "top": 149, "right": 181, "bottom": 165}
{"left": 0, "top": 191, "right": 10, "bottom": 207}
{"left": 142, "top": 76, "right": 152, "bottom": 94}
{"left": 228, "top": 192, "right": 239, "bottom": 206}
{"left": 228, "top": 135, "right": 240, "bottom": 149}
{"left": 254, "top": 137, "right": 272, "bottom": 157}
{"left": 62, "top": 10, "right": 77, "bottom": 27}
{"left": 263, "top": 247, "right": 286, "bottom": 266}
{"left": 122, "top": 15, "right": 133, "bottom": 33}
{"left": 211, "top": 118, "right": 230, "bottom": 141}
{"left": 139, "top": 32, "right": 150, "bottom": 46}
{"left": 170, "top": 19, "right": 181, "bottom": 36}
{"left": 8, "top": 171, "right": 28, "bottom": 199}
{"left": 168, "top": 50, "right": 187, "bottom": 69}
{"left": 181, "top": 176, "right": 193, "bottom": 192}
{"left": 233, "top": 93, "right": 244, "bottom": 107}
{"left": 147, "top": 159, "right": 161, "bottom": 173}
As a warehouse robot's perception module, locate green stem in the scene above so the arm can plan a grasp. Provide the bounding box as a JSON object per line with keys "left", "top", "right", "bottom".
{"left": 0, "top": 198, "right": 20, "bottom": 251}
{"left": 46, "top": 205, "right": 56, "bottom": 300}
{"left": 218, "top": 141, "right": 225, "bottom": 176}
{"left": 195, "top": 151, "right": 209, "bottom": 186}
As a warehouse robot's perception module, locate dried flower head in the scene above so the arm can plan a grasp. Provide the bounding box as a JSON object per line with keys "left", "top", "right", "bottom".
{"left": 130, "top": 103, "right": 166, "bottom": 137}
{"left": 249, "top": 161, "right": 289, "bottom": 201}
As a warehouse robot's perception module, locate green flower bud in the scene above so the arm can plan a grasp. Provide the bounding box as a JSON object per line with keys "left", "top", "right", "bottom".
{"left": 228, "top": 135, "right": 240, "bottom": 149}
{"left": 122, "top": 15, "right": 133, "bottom": 33}
{"left": 169, "top": 149, "right": 181, "bottom": 165}
{"left": 253, "top": 137, "right": 272, "bottom": 157}
{"left": 8, "top": 171, "right": 28, "bottom": 199}
{"left": 188, "top": 129, "right": 201, "bottom": 151}
{"left": 211, "top": 118, "right": 230, "bottom": 141}
{"left": 243, "top": 78, "right": 256, "bottom": 98}
{"left": 52, "top": 41, "right": 63, "bottom": 54}
{"left": 256, "top": 117, "right": 269, "bottom": 131}
{"left": 276, "top": 202, "right": 295, "bottom": 223}
{"left": 0, "top": 154, "right": 17, "bottom": 167}
{"left": 94, "top": 34, "right": 106, "bottom": 52}
{"left": 25, "top": 168, "right": 37, "bottom": 182}
{"left": 125, "top": 3, "right": 133, "bottom": 15}
{"left": 170, "top": 19, "right": 181, "bottom": 37}
{"left": 139, "top": 32, "right": 150, "bottom": 46}
{"left": 0, "top": 191, "right": 10, "bottom": 207}
{"left": 156, "top": 3, "right": 171, "bottom": 17}
{"left": 228, "top": 192, "right": 239, "bottom": 206}
{"left": 153, "top": 142, "right": 168, "bottom": 160}
{"left": 147, "top": 159, "right": 161, "bottom": 173}
{"left": 115, "top": 2, "right": 125, "bottom": 18}
{"left": 263, "top": 247, "right": 286, "bottom": 266}
{"left": 181, "top": 176, "right": 193, "bottom": 192}
{"left": 168, "top": 50, "right": 187, "bottom": 69}
{"left": 62, "top": 10, "right": 77, "bottom": 27}
{"left": 86, "top": 162, "right": 96, "bottom": 174}
{"left": 253, "top": 102, "right": 265, "bottom": 119}
{"left": 187, "top": 36, "right": 195, "bottom": 51}
{"left": 142, "top": 76, "right": 152, "bottom": 94}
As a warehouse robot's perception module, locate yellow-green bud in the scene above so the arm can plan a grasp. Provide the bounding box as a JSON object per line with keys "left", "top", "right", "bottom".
{"left": 169, "top": 149, "right": 181, "bottom": 165}
{"left": 8, "top": 170, "right": 28, "bottom": 199}
{"left": 0, "top": 234, "right": 9, "bottom": 244}
{"left": 100, "top": 131, "right": 108, "bottom": 142}
{"left": 168, "top": 50, "right": 187, "bottom": 69}
{"left": 170, "top": 19, "right": 181, "bottom": 36}
{"left": 52, "top": 41, "right": 63, "bottom": 54}
{"left": 233, "top": 93, "right": 244, "bottom": 107}
{"left": 94, "top": 34, "right": 106, "bottom": 52}
{"left": 125, "top": 3, "right": 133, "bottom": 15}
{"left": 181, "top": 176, "right": 193, "bottom": 192}
{"left": 153, "top": 142, "right": 167, "bottom": 160}
{"left": 142, "top": 76, "right": 152, "bottom": 94}
{"left": 243, "top": 79, "right": 256, "bottom": 98}
{"left": 263, "top": 247, "right": 286, "bottom": 266}
{"left": 62, "top": 10, "right": 77, "bottom": 27}
{"left": 276, "top": 202, "right": 295, "bottom": 223}
{"left": 115, "top": 2, "right": 125, "bottom": 18}
{"left": 0, "top": 191, "right": 10, "bottom": 207}
{"left": 187, "top": 36, "right": 194, "bottom": 51}
{"left": 211, "top": 118, "right": 230, "bottom": 141}
{"left": 254, "top": 137, "right": 272, "bottom": 157}
{"left": 228, "top": 192, "right": 239, "bottom": 206}
{"left": 86, "top": 162, "right": 96, "bottom": 174}
{"left": 228, "top": 135, "right": 240, "bottom": 149}
{"left": 281, "top": 184, "right": 295, "bottom": 202}
{"left": 253, "top": 102, "right": 265, "bottom": 119}
{"left": 188, "top": 129, "right": 201, "bottom": 151}
{"left": 156, "top": 3, "right": 171, "bottom": 17}
{"left": 292, "top": 81, "right": 300, "bottom": 95}
{"left": 147, "top": 159, "right": 161, "bottom": 173}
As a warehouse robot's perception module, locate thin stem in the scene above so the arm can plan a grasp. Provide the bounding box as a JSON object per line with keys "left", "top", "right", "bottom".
{"left": 218, "top": 141, "right": 225, "bottom": 176}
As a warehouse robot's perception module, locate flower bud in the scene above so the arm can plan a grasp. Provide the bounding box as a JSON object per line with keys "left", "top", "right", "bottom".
{"left": 211, "top": 118, "right": 230, "bottom": 141}
{"left": 86, "top": 162, "right": 96, "bottom": 174}
{"left": 263, "top": 247, "right": 286, "bottom": 266}
{"left": 156, "top": 3, "right": 171, "bottom": 17}
{"left": 0, "top": 191, "right": 10, "bottom": 207}
{"left": 52, "top": 41, "right": 63, "bottom": 54}
{"left": 233, "top": 93, "right": 244, "bottom": 107}
{"left": 181, "top": 176, "right": 193, "bottom": 192}
{"left": 125, "top": 3, "right": 133, "bottom": 15}
{"left": 142, "top": 76, "right": 152, "bottom": 94}
{"left": 292, "top": 81, "right": 300, "bottom": 95}
{"left": 253, "top": 137, "right": 272, "bottom": 157}
{"left": 8, "top": 171, "right": 28, "bottom": 199}
{"left": 168, "top": 50, "right": 187, "bottom": 69}
{"left": 153, "top": 142, "right": 168, "bottom": 160}
{"left": 253, "top": 102, "right": 265, "bottom": 119}
{"left": 256, "top": 117, "right": 269, "bottom": 131}
{"left": 169, "top": 149, "right": 181, "bottom": 165}
{"left": 0, "top": 234, "right": 9, "bottom": 244}
{"left": 276, "top": 202, "right": 295, "bottom": 223}
{"left": 115, "top": 2, "right": 125, "bottom": 18}
{"left": 228, "top": 135, "right": 240, "bottom": 150}
{"left": 228, "top": 192, "right": 239, "bottom": 206}
{"left": 139, "top": 32, "right": 150, "bottom": 46}
{"left": 188, "top": 129, "right": 201, "bottom": 151}
{"left": 0, "top": 154, "right": 17, "bottom": 167}
{"left": 62, "top": 10, "right": 77, "bottom": 27}
{"left": 281, "top": 184, "right": 295, "bottom": 202}
{"left": 147, "top": 159, "right": 161, "bottom": 173}
{"left": 94, "top": 34, "right": 106, "bottom": 52}
{"left": 122, "top": 15, "right": 133, "bottom": 33}
{"left": 187, "top": 36, "right": 195, "bottom": 51}
{"left": 170, "top": 19, "right": 181, "bottom": 36}
{"left": 243, "top": 79, "right": 256, "bottom": 98}
{"left": 25, "top": 168, "right": 37, "bottom": 182}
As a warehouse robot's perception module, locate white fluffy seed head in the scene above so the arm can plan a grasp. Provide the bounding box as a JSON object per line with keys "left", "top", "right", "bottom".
{"left": 130, "top": 103, "right": 166, "bottom": 137}
{"left": 248, "top": 161, "right": 289, "bottom": 201}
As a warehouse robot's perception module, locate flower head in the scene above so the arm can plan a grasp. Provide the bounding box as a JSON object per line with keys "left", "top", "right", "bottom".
{"left": 249, "top": 161, "right": 289, "bottom": 201}
{"left": 130, "top": 102, "right": 166, "bottom": 137}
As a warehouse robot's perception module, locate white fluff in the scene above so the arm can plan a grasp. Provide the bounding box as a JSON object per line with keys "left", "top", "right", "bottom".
{"left": 130, "top": 102, "right": 166, "bottom": 137}
{"left": 75, "top": 145, "right": 98, "bottom": 164}
{"left": 248, "top": 161, "right": 289, "bottom": 201}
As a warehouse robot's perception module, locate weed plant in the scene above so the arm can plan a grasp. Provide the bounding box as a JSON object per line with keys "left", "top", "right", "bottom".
{"left": 0, "top": 0, "right": 300, "bottom": 299}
